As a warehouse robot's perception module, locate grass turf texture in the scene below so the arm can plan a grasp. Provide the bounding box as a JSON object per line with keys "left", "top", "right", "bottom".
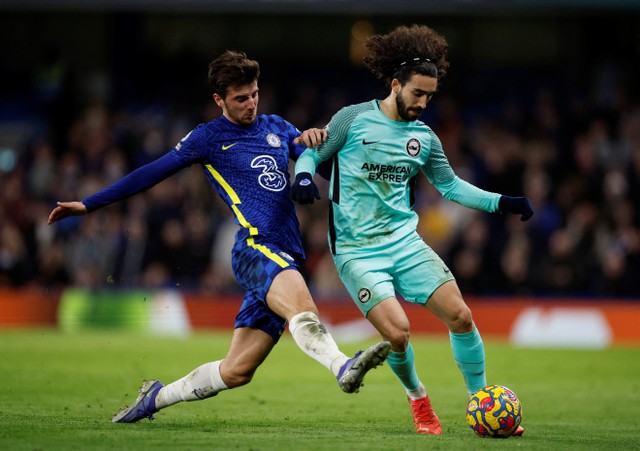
{"left": 1, "top": 329, "right": 639, "bottom": 450}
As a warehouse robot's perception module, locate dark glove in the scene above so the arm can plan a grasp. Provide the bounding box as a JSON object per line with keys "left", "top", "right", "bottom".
{"left": 291, "top": 172, "right": 320, "bottom": 205}
{"left": 499, "top": 196, "right": 534, "bottom": 221}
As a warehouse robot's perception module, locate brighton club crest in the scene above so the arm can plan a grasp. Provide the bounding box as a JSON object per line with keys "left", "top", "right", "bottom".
{"left": 406, "top": 138, "right": 421, "bottom": 157}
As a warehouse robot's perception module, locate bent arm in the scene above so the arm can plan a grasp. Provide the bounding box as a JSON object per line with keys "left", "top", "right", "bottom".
{"left": 295, "top": 148, "right": 326, "bottom": 177}
{"left": 294, "top": 106, "right": 354, "bottom": 177}
{"left": 291, "top": 127, "right": 331, "bottom": 180}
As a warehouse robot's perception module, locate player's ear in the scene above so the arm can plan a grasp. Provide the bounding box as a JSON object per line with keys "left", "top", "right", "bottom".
{"left": 391, "top": 79, "right": 401, "bottom": 95}
{"left": 213, "top": 93, "right": 224, "bottom": 107}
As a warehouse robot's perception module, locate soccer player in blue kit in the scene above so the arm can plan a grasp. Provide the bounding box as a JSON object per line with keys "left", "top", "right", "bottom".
{"left": 48, "top": 50, "right": 391, "bottom": 423}
{"left": 291, "top": 25, "right": 532, "bottom": 436}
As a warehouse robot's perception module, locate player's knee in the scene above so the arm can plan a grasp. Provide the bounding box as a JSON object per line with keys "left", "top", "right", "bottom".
{"left": 385, "top": 327, "right": 410, "bottom": 351}
{"left": 224, "top": 368, "right": 256, "bottom": 388}
{"left": 221, "top": 360, "right": 259, "bottom": 388}
{"left": 447, "top": 305, "right": 473, "bottom": 334}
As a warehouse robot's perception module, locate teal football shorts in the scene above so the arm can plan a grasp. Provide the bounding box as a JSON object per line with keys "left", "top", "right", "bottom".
{"left": 333, "top": 231, "right": 455, "bottom": 317}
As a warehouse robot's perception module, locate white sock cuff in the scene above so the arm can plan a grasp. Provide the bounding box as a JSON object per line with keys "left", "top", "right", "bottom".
{"left": 407, "top": 382, "right": 427, "bottom": 400}
{"left": 210, "top": 360, "right": 229, "bottom": 391}
{"left": 288, "top": 311, "right": 320, "bottom": 333}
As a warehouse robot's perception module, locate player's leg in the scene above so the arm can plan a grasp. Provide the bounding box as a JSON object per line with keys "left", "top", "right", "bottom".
{"left": 337, "top": 247, "right": 425, "bottom": 397}
{"left": 390, "top": 232, "right": 485, "bottom": 394}
{"left": 427, "top": 284, "right": 525, "bottom": 436}
{"left": 333, "top": 249, "right": 440, "bottom": 434}
{"left": 234, "top": 242, "right": 349, "bottom": 376}
{"left": 113, "top": 277, "right": 285, "bottom": 424}
{"left": 157, "top": 326, "right": 275, "bottom": 406}
{"left": 426, "top": 280, "right": 486, "bottom": 395}
{"left": 381, "top": 233, "right": 467, "bottom": 434}
{"left": 366, "top": 298, "right": 441, "bottom": 435}
{"left": 267, "top": 269, "right": 345, "bottom": 373}
{"left": 112, "top": 327, "right": 274, "bottom": 423}
{"left": 366, "top": 297, "right": 421, "bottom": 392}
{"left": 267, "top": 268, "right": 390, "bottom": 393}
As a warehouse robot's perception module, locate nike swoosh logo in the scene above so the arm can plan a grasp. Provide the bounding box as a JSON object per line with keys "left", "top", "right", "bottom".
{"left": 222, "top": 143, "right": 237, "bottom": 150}
{"left": 362, "top": 139, "right": 380, "bottom": 145}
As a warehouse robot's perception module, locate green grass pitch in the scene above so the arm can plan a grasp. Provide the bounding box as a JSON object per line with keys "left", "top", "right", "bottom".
{"left": 1, "top": 329, "right": 639, "bottom": 450}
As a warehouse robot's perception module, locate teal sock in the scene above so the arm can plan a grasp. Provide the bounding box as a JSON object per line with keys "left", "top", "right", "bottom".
{"left": 387, "top": 343, "right": 420, "bottom": 391}
{"left": 450, "top": 327, "right": 487, "bottom": 395}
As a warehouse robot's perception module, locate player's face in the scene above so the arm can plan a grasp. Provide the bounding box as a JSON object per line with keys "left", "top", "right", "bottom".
{"left": 218, "top": 81, "right": 259, "bottom": 126}
{"left": 395, "top": 75, "right": 437, "bottom": 122}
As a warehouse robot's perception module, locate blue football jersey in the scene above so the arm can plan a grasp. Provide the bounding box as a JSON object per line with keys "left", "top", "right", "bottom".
{"left": 83, "top": 114, "right": 308, "bottom": 261}
{"left": 175, "top": 114, "right": 307, "bottom": 260}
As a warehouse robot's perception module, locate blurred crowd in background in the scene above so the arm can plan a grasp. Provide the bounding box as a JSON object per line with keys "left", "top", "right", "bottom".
{"left": 1, "top": 15, "right": 639, "bottom": 300}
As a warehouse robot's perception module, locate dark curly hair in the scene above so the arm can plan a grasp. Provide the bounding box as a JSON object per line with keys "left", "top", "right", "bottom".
{"left": 363, "top": 24, "right": 449, "bottom": 88}
{"left": 208, "top": 50, "right": 260, "bottom": 98}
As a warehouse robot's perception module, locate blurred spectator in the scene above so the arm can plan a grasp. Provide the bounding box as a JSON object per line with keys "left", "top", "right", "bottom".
{"left": 0, "top": 220, "right": 29, "bottom": 286}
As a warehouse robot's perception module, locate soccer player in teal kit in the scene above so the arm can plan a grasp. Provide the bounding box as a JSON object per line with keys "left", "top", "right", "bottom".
{"left": 291, "top": 25, "right": 531, "bottom": 436}
{"left": 48, "top": 50, "right": 390, "bottom": 423}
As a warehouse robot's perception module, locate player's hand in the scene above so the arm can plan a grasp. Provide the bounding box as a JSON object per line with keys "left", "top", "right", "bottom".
{"left": 294, "top": 128, "right": 327, "bottom": 148}
{"left": 291, "top": 172, "right": 320, "bottom": 204}
{"left": 498, "top": 196, "right": 534, "bottom": 221}
{"left": 48, "top": 201, "right": 88, "bottom": 225}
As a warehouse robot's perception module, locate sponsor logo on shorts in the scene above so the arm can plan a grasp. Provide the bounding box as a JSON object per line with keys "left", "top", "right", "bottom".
{"left": 357, "top": 288, "right": 371, "bottom": 303}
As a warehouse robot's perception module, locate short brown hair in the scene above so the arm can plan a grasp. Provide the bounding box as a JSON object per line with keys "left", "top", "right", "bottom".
{"left": 208, "top": 50, "right": 260, "bottom": 98}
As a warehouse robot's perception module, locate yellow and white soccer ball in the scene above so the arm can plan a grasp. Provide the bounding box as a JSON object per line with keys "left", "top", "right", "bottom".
{"left": 466, "top": 385, "right": 522, "bottom": 437}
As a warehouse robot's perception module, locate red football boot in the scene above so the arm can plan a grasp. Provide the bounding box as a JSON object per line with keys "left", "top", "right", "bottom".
{"left": 409, "top": 395, "right": 442, "bottom": 435}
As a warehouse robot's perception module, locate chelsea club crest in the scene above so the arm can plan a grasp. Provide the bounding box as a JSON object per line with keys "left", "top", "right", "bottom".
{"left": 266, "top": 133, "right": 281, "bottom": 147}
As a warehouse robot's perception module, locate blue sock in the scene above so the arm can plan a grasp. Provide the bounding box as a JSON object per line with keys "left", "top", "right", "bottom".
{"left": 450, "top": 327, "right": 486, "bottom": 395}
{"left": 387, "top": 343, "right": 420, "bottom": 391}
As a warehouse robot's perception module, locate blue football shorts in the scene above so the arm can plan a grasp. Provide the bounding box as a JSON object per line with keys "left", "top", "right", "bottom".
{"left": 333, "top": 231, "right": 455, "bottom": 317}
{"left": 231, "top": 240, "right": 300, "bottom": 342}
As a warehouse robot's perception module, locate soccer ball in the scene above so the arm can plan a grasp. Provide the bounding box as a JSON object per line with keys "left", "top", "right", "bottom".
{"left": 466, "top": 385, "right": 522, "bottom": 438}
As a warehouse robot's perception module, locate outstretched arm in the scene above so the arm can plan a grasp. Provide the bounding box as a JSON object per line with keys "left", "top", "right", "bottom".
{"left": 47, "top": 150, "right": 189, "bottom": 225}
{"left": 424, "top": 131, "right": 533, "bottom": 220}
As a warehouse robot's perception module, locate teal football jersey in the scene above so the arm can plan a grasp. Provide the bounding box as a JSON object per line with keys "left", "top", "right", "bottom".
{"left": 295, "top": 100, "right": 501, "bottom": 255}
